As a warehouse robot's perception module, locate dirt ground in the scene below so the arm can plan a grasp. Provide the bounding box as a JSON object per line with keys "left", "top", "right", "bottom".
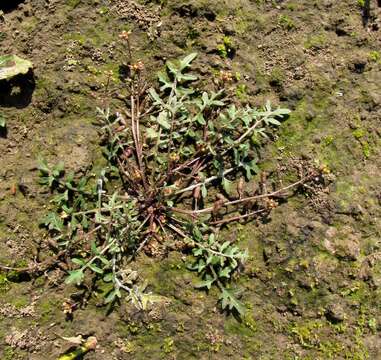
{"left": 0, "top": 0, "right": 381, "bottom": 359}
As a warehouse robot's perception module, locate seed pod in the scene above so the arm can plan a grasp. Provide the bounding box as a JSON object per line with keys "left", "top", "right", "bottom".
{"left": 158, "top": 215, "right": 166, "bottom": 224}
{"left": 10, "top": 183, "right": 17, "bottom": 195}
{"left": 169, "top": 153, "right": 180, "bottom": 162}
{"left": 123, "top": 148, "right": 133, "bottom": 159}
{"left": 163, "top": 187, "right": 173, "bottom": 196}
{"left": 237, "top": 177, "right": 244, "bottom": 198}
{"left": 216, "top": 193, "right": 226, "bottom": 202}
{"left": 150, "top": 221, "right": 157, "bottom": 233}
{"left": 58, "top": 262, "right": 68, "bottom": 271}
{"left": 266, "top": 198, "right": 278, "bottom": 209}
{"left": 132, "top": 169, "right": 142, "bottom": 181}
{"left": 193, "top": 185, "right": 201, "bottom": 200}
{"left": 212, "top": 199, "right": 224, "bottom": 216}
{"left": 47, "top": 238, "right": 58, "bottom": 251}
{"left": 119, "top": 30, "right": 131, "bottom": 41}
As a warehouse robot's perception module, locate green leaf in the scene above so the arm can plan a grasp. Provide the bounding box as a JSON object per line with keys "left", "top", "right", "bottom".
{"left": 201, "top": 184, "right": 207, "bottom": 198}
{"left": 219, "top": 241, "right": 231, "bottom": 252}
{"left": 208, "top": 233, "right": 216, "bottom": 244}
{"left": 211, "top": 99, "right": 225, "bottom": 107}
{"left": 62, "top": 204, "right": 72, "bottom": 215}
{"left": 219, "top": 267, "right": 232, "bottom": 278}
{"left": 0, "top": 54, "right": 33, "bottom": 80}
{"left": 71, "top": 258, "right": 85, "bottom": 266}
{"left": 104, "top": 289, "right": 117, "bottom": 304}
{"left": 77, "top": 177, "right": 87, "bottom": 190}
{"left": 219, "top": 288, "right": 246, "bottom": 315}
{"left": 193, "top": 227, "right": 203, "bottom": 241}
{"left": 179, "top": 53, "right": 197, "bottom": 70}
{"left": 37, "top": 157, "right": 50, "bottom": 174}
{"left": 157, "top": 111, "right": 171, "bottom": 130}
{"left": 91, "top": 241, "right": 100, "bottom": 255}
{"left": 52, "top": 162, "right": 65, "bottom": 178}
{"left": 89, "top": 263, "right": 104, "bottom": 274}
{"left": 158, "top": 71, "right": 172, "bottom": 91}
{"left": 243, "top": 162, "right": 258, "bottom": 180}
{"left": 178, "top": 73, "right": 197, "bottom": 82}
{"left": 65, "top": 269, "right": 84, "bottom": 286}
{"left": 222, "top": 177, "right": 233, "bottom": 193}
{"left": 69, "top": 216, "right": 78, "bottom": 234}
{"left": 195, "top": 113, "right": 206, "bottom": 125}
{"left": 146, "top": 127, "right": 159, "bottom": 139}
{"left": 272, "top": 107, "right": 291, "bottom": 116}
{"left": 265, "top": 117, "right": 281, "bottom": 126}
{"left": 103, "top": 273, "right": 113, "bottom": 282}
{"left": 188, "top": 258, "right": 206, "bottom": 273}
{"left": 52, "top": 190, "right": 69, "bottom": 204}
{"left": 0, "top": 114, "right": 5, "bottom": 128}
{"left": 148, "top": 88, "right": 162, "bottom": 105}
{"left": 193, "top": 248, "right": 203, "bottom": 256}
{"left": 42, "top": 212, "right": 64, "bottom": 232}
{"left": 166, "top": 60, "right": 179, "bottom": 75}
{"left": 194, "top": 275, "right": 216, "bottom": 290}
{"left": 98, "top": 255, "right": 110, "bottom": 266}
{"left": 81, "top": 215, "right": 89, "bottom": 229}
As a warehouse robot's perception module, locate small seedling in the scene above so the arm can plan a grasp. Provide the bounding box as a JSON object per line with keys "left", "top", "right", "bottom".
{"left": 217, "top": 36, "right": 236, "bottom": 59}
{"left": 36, "top": 35, "right": 321, "bottom": 317}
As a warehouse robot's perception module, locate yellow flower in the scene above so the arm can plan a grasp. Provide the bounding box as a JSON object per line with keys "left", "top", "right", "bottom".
{"left": 119, "top": 30, "right": 131, "bottom": 41}
{"left": 129, "top": 60, "right": 145, "bottom": 72}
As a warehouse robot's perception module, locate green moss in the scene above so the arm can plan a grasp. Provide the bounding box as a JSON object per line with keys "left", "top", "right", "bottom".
{"left": 275, "top": 98, "right": 320, "bottom": 150}
{"left": 0, "top": 273, "right": 10, "bottom": 293}
{"left": 232, "top": 8, "right": 259, "bottom": 35}
{"left": 357, "top": 0, "right": 366, "bottom": 8}
{"left": 21, "top": 17, "right": 38, "bottom": 33}
{"left": 286, "top": 3, "right": 297, "bottom": 11}
{"left": 369, "top": 51, "right": 380, "bottom": 62}
{"left": 359, "top": 89, "right": 375, "bottom": 106}
{"left": 242, "top": 312, "right": 258, "bottom": 332}
{"left": 63, "top": 32, "right": 87, "bottom": 45}
{"left": 66, "top": 0, "right": 81, "bottom": 9}
{"left": 294, "top": 285, "right": 371, "bottom": 358}
{"left": 98, "top": 6, "right": 109, "bottom": 15}
{"left": 38, "top": 298, "right": 61, "bottom": 324}
{"left": 236, "top": 84, "right": 248, "bottom": 101}
{"left": 304, "top": 33, "right": 328, "bottom": 50}
{"left": 269, "top": 67, "right": 285, "bottom": 87}
{"left": 162, "top": 337, "right": 174, "bottom": 353}
{"left": 187, "top": 27, "right": 200, "bottom": 40}
{"left": 353, "top": 128, "right": 366, "bottom": 139}
{"left": 362, "top": 142, "right": 370, "bottom": 158}
{"left": 278, "top": 15, "right": 295, "bottom": 30}
{"left": 323, "top": 135, "right": 335, "bottom": 146}
{"left": 224, "top": 316, "right": 257, "bottom": 337}
{"left": 12, "top": 295, "right": 29, "bottom": 309}
{"left": 2, "top": 346, "right": 16, "bottom": 360}
{"left": 289, "top": 319, "right": 325, "bottom": 348}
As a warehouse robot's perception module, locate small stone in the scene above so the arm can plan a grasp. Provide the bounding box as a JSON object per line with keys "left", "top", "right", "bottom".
{"left": 348, "top": 58, "right": 367, "bottom": 74}
{"left": 324, "top": 226, "right": 361, "bottom": 260}
{"left": 326, "top": 302, "right": 346, "bottom": 322}
{"left": 335, "top": 234, "right": 360, "bottom": 260}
